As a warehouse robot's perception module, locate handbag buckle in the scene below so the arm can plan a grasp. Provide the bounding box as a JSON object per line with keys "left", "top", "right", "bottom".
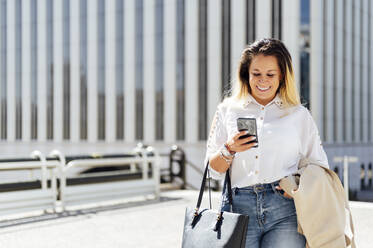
{"left": 194, "top": 208, "right": 199, "bottom": 216}
{"left": 216, "top": 213, "right": 222, "bottom": 221}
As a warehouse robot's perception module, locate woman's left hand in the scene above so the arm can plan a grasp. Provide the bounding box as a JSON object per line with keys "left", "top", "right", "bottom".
{"left": 275, "top": 185, "right": 293, "bottom": 199}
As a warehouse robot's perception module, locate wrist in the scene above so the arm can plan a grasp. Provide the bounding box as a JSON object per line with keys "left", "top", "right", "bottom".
{"left": 220, "top": 144, "right": 235, "bottom": 158}
{"left": 219, "top": 151, "right": 233, "bottom": 165}
{"left": 224, "top": 143, "right": 236, "bottom": 155}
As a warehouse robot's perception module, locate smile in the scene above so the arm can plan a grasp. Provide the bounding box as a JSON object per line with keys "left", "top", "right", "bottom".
{"left": 256, "top": 85, "right": 271, "bottom": 92}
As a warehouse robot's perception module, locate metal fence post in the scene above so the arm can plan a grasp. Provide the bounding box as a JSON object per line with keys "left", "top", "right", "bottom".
{"left": 169, "top": 145, "right": 186, "bottom": 189}
{"left": 49, "top": 150, "right": 66, "bottom": 212}
{"left": 369, "top": 163, "right": 372, "bottom": 189}
{"left": 30, "top": 151, "right": 47, "bottom": 190}
{"left": 334, "top": 156, "right": 358, "bottom": 201}
{"left": 343, "top": 156, "right": 349, "bottom": 201}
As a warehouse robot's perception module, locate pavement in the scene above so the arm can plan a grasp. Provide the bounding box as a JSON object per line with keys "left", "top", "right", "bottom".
{"left": 0, "top": 189, "right": 372, "bottom": 248}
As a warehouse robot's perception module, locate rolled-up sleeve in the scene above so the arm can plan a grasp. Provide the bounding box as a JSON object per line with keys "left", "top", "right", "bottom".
{"left": 204, "top": 104, "right": 227, "bottom": 180}
{"left": 301, "top": 110, "right": 329, "bottom": 168}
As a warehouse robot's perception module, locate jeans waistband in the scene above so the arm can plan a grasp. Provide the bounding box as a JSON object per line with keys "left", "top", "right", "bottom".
{"left": 233, "top": 179, "right": 281, "bottom": 192}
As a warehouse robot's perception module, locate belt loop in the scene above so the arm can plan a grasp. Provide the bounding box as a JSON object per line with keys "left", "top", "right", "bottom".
{"left": 270, "top": 182, "right": 276, "bottom": 193}
{"left": 234, "top": 187, "right": 238, "bottom": 195}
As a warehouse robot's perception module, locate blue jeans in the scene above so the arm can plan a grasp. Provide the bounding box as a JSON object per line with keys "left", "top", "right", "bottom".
{"left": 222, "top": 180, "right": 306, "bottom": 248}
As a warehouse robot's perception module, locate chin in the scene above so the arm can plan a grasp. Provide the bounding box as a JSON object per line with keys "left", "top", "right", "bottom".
{"left": 253, "top": 91, "right": 276, "bottom": 102}
{"left": 255, "top": 90, "right": 275, "bottom": 98}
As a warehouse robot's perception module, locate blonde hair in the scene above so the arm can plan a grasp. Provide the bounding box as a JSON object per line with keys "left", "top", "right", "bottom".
{"left": 229, "top": 38, "right": 300, "bottom": 108}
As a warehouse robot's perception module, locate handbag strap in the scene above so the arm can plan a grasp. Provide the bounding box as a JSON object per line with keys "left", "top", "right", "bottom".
{"left": 193, "top": 161, "right": 232, "bottom": 217}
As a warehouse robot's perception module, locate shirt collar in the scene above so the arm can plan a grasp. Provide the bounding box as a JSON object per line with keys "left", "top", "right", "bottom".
{"left": 242, "top": 93, "right": 284, "bottom": 109}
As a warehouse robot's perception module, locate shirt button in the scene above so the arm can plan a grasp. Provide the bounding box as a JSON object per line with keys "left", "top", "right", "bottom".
{"left": 255, "top": 155, "right": 258, "bottom": 159}
{"left": 261, "top": 107, "right": 264, "bottom": 110}
{"left": 255, "top": 170, "right": 259, "bottom": 174}
{"left": 260, "top": 117, "right": 263, "bottom": 120}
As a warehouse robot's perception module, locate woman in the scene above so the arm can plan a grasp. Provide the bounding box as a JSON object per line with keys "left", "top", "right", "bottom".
{"left": 205, "top": 38, "right": 329, "bottom": 248}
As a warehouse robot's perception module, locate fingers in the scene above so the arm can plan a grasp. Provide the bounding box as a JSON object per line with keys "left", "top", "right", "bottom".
{"left": 275, "top": 186, "right": 293, "bottom": 199}
{"left": 236, "top": 135, "right": 256, "bottom": 146}
{"left": 233, "top": 130, "right": 248, "bottom": 141}
{"left": 234, "top": 140, "right": 258, "bottom": 152}
{"left": 284, "top": 193, "right": 292, "bottom": 199}
{"left": 228, "top": 131, "right": 257, "bottom": 153}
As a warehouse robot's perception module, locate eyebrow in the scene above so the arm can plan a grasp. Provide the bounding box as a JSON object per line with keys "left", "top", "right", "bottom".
{"left": 252, "top": 69, "right": 278, "bottom": 72}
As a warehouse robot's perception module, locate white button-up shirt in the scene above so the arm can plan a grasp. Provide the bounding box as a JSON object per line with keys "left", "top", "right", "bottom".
{"left": 205, "top": 93, "right": 329, "bottom": 188}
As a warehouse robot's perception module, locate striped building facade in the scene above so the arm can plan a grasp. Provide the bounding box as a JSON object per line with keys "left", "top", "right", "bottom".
{"left": 311, "top": 0, "right": 373, "bottom": 192}
{"left": 0, "top": 0, "right": 371, "bottom": 191}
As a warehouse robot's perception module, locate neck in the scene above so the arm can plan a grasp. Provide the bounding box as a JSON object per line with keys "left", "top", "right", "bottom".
{"left": 253, "top": 96, "right": 275, "bottom": 106}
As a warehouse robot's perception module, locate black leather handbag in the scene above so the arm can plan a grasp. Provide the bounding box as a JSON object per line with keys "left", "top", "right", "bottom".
{"left": 181, "top": 162, "right": 249, "bottom": 248}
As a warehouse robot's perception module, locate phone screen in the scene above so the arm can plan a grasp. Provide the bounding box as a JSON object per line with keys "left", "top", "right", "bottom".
{"left": 237, "top": 117, "right": 258, "bottom": 147}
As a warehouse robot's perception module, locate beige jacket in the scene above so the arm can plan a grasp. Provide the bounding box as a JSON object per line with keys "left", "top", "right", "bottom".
{"left": 279, "top": 158, "right": 356, "bottom": 248}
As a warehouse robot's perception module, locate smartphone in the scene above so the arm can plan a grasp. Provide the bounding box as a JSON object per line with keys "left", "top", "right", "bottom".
{"left": 237, "top": 117, "right": 258, "bottom": 147}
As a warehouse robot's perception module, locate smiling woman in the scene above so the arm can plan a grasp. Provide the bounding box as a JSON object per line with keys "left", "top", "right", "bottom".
{"left": 204, "top": 38, "right": 330, "bottom": 248}
{"left": 248, "top": 55, "right": 280, "bottom": 106}
{"left": 233, "top": 38, "right": 300, "bottom": 108}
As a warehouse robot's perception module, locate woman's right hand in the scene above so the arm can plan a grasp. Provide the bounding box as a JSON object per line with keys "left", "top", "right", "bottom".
{"left": 226, "top": 131, "right": 258, "bottom": 153}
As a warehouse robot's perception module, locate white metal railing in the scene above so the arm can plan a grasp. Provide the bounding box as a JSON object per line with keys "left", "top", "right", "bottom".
{"left": 0, "top": 146, "right": 161, "bottom": 217}
{"left": 0, "top": 151, "right": 59, "bottom": 216}
{"left": 55, "top": 147, "right": 160, "bottom": 211}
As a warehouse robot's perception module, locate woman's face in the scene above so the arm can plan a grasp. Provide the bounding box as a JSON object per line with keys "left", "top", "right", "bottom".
{"left": 248, "top": 54, "right": 281, "bottom": 106}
